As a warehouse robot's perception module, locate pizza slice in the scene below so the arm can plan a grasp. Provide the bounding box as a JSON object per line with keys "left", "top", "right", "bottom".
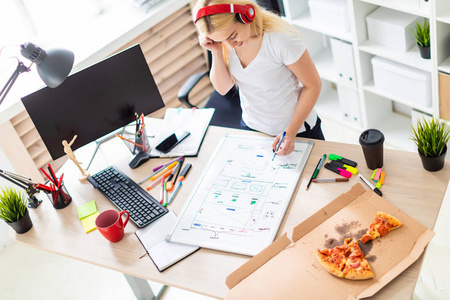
{"left": 360, "top": 212, "right": 403, "bottom": 244}
{"left": 315, "top": 238, "right": 374, "bottom": 280}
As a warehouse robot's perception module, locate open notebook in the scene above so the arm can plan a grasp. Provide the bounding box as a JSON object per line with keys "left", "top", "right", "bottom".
{"left": 135, "top": 211, "right": 199, "bottom": 272}
{"left": 149, "top": 108, "right": 214, "bottom": 157}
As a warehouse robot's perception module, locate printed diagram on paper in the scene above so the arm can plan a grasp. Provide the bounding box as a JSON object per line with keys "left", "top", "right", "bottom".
{"left": 168, "top": 135, "right": 313, "bottom": 256}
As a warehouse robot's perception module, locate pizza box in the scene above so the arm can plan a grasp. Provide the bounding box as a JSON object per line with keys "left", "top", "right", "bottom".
{"left": 225, "top": 183, "right": 434, "bottom": 300}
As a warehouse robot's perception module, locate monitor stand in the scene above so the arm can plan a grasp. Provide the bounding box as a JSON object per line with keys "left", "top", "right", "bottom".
{"left": 86, "top": 128, "right": 123, "bottom": 170}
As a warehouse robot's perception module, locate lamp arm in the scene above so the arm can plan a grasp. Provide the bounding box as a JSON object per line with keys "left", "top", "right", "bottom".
{"left": 0, "top": 172, "right": 28, "bottom": 190}
{"left": 0, "top": 171, "right": 42, "bottom": 208}
{"left": 0, "top": 61, "right": 30, "bottom": 106}
{"left": 2, "top": 169, "right": 34, "bottom": 185}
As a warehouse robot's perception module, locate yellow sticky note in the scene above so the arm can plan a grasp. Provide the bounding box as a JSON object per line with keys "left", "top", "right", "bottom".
{"left": 77, "top": 200, "right": 98, "bottom": 220}
{"left": 81, "top": 212, "right": 99, "bottom": 233}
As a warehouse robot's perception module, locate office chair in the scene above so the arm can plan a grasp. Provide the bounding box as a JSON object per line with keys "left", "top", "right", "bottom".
{"left": 177, "top": 0, "right": 282, "bottom": 129}
{"left": 177, "top": 51, "right": 243, "bottom": 129}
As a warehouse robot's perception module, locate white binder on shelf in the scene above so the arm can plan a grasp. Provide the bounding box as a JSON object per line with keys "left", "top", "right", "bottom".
{"left": 337, "top": 84, "right": 361, "bottom": 128}
{"left": 330, "top": 38, "right": 357, "bottom": 88}
{"left": 419, "top": 0, "right": 430, "bottom": 10}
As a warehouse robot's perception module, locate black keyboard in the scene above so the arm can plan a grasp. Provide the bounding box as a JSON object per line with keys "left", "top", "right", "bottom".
{"left": 88, "top": 166, "right": 168, "bottom": 228}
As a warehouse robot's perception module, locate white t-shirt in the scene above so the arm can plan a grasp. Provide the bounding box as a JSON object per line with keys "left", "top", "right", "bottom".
{"left": 229, "top": 31, "right": 318, "bottom": 136}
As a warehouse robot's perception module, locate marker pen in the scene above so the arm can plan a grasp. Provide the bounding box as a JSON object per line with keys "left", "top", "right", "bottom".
{"left": 179, "top": 163, "right": 192, "bottom": 181}
{"left": 312, "top": 178, "right": 349, "bottom": 183}
{"left": 359, "top": 174, "right": 382, "bottom": 196}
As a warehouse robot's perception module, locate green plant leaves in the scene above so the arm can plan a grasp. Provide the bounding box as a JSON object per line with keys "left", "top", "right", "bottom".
{"left": 411, "top": 19, "right": 430, "bottom": 47}
{"left": 0, "top": 187, "right": 27, "bottom": 223}
{"left": 411, "top": 117, "right": 450, "bottom": 157}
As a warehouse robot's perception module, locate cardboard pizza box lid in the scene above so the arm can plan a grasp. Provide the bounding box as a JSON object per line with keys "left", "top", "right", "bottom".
{"left": 225, "top": 183, "right": 434, "bottom": 300}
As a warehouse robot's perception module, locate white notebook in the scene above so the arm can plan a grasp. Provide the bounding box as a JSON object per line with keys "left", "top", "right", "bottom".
{"left": 149, "top": 108, "right": 214, "bottom": 157}
{"left": 135, "top": 211, "right": 199, "bottom": 272}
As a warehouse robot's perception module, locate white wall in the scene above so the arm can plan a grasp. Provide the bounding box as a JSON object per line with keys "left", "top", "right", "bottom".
{"left": 0, "top": 147, "right": 16, "bottom": 251}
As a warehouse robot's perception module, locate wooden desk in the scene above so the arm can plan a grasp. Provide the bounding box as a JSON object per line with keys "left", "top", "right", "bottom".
{"left": 11, "top": 123, "right": 450, "bottom": 299}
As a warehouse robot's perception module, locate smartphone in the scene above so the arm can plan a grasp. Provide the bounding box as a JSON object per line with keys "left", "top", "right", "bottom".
{"left": 155, "top": 130, "right": 190, "bottom": 153}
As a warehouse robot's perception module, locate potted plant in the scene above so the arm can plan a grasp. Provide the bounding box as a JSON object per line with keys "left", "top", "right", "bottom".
{"left": 411, "top": 19, "right": 430, "bottom": 59}
{"left": 0, "top": 187, "right": 33, "bottom": 234}
{"left": 411, "top": 116, "right": 450, "bottom": 171}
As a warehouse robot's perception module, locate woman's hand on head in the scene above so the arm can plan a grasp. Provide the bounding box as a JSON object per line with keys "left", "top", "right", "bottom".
{"left": 272, "top": 133, "right": 296, "bottom": 156}
{"left": 199, "top": 35, "right": 222, "bottom": 53}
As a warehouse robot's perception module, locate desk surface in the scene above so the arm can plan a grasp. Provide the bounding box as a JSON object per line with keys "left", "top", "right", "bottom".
{"left": 11, "top": 122, "right": 450, "bottom": 299}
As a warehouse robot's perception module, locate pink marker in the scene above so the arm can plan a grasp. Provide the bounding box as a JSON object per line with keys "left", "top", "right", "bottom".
{"left": 374, "top": 168, "right": 382, "bottom": 182}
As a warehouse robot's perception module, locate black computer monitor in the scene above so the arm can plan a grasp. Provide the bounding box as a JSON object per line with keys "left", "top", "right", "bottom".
{"left": 22, "top": 44, "right": 164, "bottom": 160}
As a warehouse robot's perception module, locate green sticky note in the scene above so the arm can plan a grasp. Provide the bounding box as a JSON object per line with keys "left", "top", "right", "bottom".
{"left": 77, "top": 200, "right": 98, "bottom": 220}
{"left": 81, "top": 212, "right": 99, "bottom": 233}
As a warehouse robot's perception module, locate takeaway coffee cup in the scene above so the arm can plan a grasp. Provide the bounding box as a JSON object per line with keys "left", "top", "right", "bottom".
{"left": 359, "top": 129, "right": 385, "bottom": 170}
{"left": 95, "top": 210, "right": 129, "bottom": 242}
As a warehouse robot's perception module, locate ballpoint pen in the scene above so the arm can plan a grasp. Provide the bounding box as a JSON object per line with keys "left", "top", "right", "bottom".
{"left": 306, "top": 154, "right": 327, "bottom": 189}
{"left": 272, "top": 131, "right": 286, "bottom": 161}
{"left": 167, "top": 181, "right": 182, "bottom": 206}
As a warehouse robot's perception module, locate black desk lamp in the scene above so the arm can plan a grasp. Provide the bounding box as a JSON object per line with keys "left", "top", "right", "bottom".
{"left": 0, "top": 169, "right": 42, "bottom": 208}
{"left": 0, "top": 42, "right": 74, "bottom": 106}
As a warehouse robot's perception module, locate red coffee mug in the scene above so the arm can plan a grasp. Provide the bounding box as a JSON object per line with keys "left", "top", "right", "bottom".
{"left": 95, "top": 210, "right": 129, "bottom": 242}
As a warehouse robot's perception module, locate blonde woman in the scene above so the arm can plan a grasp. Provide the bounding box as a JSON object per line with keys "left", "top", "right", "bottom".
{"left": 193, "top": 0, "right": 324, "bottom": 156}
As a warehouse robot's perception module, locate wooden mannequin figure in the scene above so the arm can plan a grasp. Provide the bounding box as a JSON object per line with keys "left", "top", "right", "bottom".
{"left": 62, "top": 135, "right": 90, "bottom": 182}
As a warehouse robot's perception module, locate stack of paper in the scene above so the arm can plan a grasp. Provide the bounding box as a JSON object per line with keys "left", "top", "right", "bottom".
{"left": 150, "top": 108, "right": 214, "bottom": 157}
{"left": 135, "top": 211, "right": 199, "bottom": 272}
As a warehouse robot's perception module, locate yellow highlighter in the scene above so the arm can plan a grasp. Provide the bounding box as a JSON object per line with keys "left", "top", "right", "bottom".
{"left": 329, "top": 160, "right": 358, "bottom": 175}
{"left": 343, "top": 164, "right": 358, "bottom": 175}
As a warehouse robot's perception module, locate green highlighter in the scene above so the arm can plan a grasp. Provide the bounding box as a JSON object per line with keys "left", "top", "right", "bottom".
{"left": 329, "top": 154, "right": 357, "bottom": 167}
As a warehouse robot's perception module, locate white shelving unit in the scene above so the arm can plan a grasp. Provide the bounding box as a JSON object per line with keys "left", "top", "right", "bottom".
{"left": 282, "top": 0, "right": 450, "bottom": 152}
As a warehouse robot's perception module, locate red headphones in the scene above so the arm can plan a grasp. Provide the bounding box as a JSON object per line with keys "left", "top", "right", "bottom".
{"left": 195, "top": 4, "right": 255, "bottom": 24}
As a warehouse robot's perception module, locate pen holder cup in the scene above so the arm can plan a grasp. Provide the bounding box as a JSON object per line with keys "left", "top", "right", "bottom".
{"left": 47, "top": 182, "right": 72, "bottom": 209}
{"left": 121, "top": 124, "right": 150, "bottom": 154}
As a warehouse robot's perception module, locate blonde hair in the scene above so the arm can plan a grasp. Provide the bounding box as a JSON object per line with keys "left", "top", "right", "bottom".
{"left": 193, "top": 0, "right": 299, "bottom": 64}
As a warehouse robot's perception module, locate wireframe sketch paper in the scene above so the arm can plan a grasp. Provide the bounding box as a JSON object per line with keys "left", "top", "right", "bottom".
{"left": 150, "top": 108, "right": 214, "bottom": 157}
{"left": 135, "top": 211, "right": 199, "bottom": 272}
{"left": 167, "top": 135, "right": 314, "bottom": 256}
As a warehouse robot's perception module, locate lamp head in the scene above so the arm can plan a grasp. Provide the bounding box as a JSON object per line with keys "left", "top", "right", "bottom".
{"left": 20, "top": 42, "right": 74, "bottom": 88}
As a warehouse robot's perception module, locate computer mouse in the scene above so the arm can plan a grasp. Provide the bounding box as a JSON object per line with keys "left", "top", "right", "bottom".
{"left": 129, "top": 152, "right": 150, "bottom": 169}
